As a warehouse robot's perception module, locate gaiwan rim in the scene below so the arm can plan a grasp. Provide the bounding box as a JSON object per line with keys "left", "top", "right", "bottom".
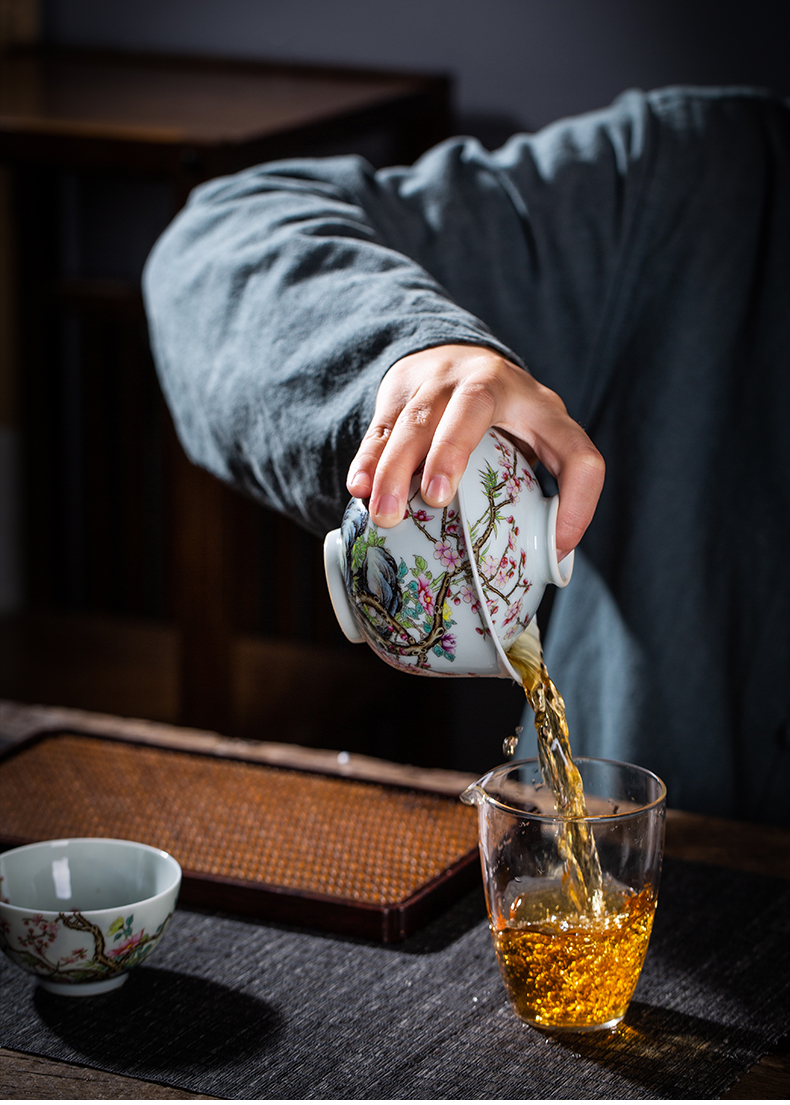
{"left": 463, "top": 757, "right": 668, "bottom": 823}
{"left": 0, "top": 836, "right": 182, "bottom": 916}
{"left": 456, "top": 431, "right": 574, "bottom": 683}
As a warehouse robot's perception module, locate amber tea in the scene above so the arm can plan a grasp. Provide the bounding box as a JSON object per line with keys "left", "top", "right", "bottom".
{"left": 492, "top": 879, "right": 656, "bottom": 1031}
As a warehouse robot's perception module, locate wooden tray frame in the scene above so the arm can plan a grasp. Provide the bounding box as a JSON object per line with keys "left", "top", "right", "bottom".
{"left": 0, "top": 728, "right": 481, "bottom": 943}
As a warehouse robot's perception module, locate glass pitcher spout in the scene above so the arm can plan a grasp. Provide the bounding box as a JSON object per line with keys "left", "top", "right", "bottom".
{"left": 460, "top": 782, "right": 487, "bottom": 807}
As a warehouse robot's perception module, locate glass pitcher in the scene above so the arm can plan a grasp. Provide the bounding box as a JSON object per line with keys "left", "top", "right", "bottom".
{"left": 462, "top": 757, "right": 666, "bottom": 1032}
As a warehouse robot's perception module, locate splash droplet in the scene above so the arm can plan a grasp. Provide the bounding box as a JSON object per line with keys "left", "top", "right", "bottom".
{"left": 502, "top": 725, "right": 523, "bottom": 759}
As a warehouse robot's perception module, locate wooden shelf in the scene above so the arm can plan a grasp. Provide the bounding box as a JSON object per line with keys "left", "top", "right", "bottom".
{"left": 0, "top": 45, "right": 451, "bottom": 182}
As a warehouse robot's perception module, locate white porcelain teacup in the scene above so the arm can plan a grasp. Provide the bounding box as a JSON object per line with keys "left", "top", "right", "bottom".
{"left": 0, "top": 837, "right": 181, "bottom": 996}
{"left": 324, "top": 428, "right": 573, "bottom": 682}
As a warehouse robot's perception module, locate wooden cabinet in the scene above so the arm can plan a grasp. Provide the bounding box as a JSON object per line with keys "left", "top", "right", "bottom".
{"left": 0, "top": 46, "right": 468, "bottom": 758}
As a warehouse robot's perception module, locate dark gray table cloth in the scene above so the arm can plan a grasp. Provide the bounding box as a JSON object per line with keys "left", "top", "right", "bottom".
{"left": 2, "top": 858, "right": 789, "bottom": 1099}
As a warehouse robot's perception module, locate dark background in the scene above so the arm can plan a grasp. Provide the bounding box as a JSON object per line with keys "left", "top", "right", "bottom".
{"left": 0, "top": 0, "right": 788, "bottom": 779}
{"left": 44, "top": 0, "right": 790, "bottom": 138}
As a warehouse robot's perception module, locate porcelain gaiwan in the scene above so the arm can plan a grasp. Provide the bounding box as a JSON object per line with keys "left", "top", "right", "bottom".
{"left": 324, "top": 428, "right": 574, "bottom": 682}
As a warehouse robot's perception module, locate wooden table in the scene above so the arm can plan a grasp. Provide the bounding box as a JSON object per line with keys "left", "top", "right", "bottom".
{"left": 1, "top": 699, "right": 788, "bottom": 1100}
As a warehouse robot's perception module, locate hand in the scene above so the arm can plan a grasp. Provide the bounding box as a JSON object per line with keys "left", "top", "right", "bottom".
{"left": 346, "top": 344, "right": 604, "bottom": 560}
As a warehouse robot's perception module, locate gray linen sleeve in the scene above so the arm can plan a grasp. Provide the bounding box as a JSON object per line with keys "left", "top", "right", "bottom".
{"left": 142, "top": 156, "right": 522, "bottom": 535}
{"left": 142, "top": 91, "right": 654, "bottom": 535}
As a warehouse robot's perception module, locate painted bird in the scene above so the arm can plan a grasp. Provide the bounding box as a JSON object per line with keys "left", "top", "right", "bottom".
{"left": 359, "top": 544, "right": 402, "bottom": 618}
{"left": 340, "top": 498, "right": 369, "bottom": 589}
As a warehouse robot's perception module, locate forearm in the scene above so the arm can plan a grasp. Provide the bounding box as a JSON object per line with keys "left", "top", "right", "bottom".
{"left": 142, "top": 157, "right": 517, "bottom": 535}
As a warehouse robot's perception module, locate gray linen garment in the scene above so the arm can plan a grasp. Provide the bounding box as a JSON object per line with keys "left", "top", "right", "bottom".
{"left": 143, "top": 87, "right": 790, "bottom": 825}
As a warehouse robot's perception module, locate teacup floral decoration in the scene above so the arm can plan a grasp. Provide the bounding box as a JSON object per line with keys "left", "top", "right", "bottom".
{"left": 0, "top": 837, "right": 182, "bottom": 996}
{"left": 462, "top": 431, "right": 538, "bottom": 649}
{"left": 0, "top": 907, "right": 173, "bottom": 985}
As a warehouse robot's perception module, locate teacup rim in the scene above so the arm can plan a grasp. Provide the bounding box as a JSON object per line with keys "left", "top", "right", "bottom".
{"left": 0, "top": 836, "right": 182, "bottom": 915}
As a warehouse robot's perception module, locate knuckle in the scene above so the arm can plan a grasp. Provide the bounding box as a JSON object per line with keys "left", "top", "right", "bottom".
{"left": 577, "top": 442, "right": 606, "bottom": 473}
{"left": 435, "top": 444, "right": 469, "bottom": 482}
{"left": 570, "top": 443, "right": 606, "bottom": 489}
{"left": 397, "top": 402, "right": 434, "bottom": 432}
{"left": 456, "top": 375, "right": 499, "bottom": 415}
{"left": 361, "top": 423, "right": 392, "bottom": 447}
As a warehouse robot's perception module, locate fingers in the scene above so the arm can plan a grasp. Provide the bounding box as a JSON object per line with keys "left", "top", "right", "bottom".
{"left": 346, "top": 358, "right": 424, "bottom": 508}
{"left": 348, "top": 346, "right": 501, "bottom": 527}
{"left": 346, "top": 432, "right": 384, "bottom": 501}
{"left": 350, "top": 363, "right": 451, "bottom": 526}
{"left": 550, "top": 446, "right": 606, "bottom": 560}
{"left": 346, "top": 344, "right": 605, "bottom": 555}
{"left": 417, "top": 363, "right": 503, "bottom": 505}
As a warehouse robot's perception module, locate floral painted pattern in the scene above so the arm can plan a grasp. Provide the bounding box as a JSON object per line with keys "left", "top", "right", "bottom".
{"left": 467, "top": 433, "right": 536, "bottom": 647}
{"left": 342, "top": 432, "right": 536, "bottom": 671}
{"left": 0, "top": 908, "right": 172, "bottom": 984}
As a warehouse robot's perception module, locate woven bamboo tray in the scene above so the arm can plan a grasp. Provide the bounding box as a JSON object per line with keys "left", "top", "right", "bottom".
{"left": 0, "top": 730, "right": 480, "bottom": 941}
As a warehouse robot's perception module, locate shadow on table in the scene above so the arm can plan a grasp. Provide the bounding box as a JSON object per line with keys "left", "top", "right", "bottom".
{"left": 398, "top": 884, "right": 489, "bottom": 955}
{"left": 548, "top": 1000, "right": 763, "bottom": 1097}
{"left": 33, "top": 966, "right": 283, "bottom": 1074}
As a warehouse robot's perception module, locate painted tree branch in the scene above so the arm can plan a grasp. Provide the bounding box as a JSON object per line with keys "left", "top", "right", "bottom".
{"left": 58, "top": 911, "right": 124, "bottom": 970}
{"left": 357, "top": 569, "right": 456, "bottom": 659}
